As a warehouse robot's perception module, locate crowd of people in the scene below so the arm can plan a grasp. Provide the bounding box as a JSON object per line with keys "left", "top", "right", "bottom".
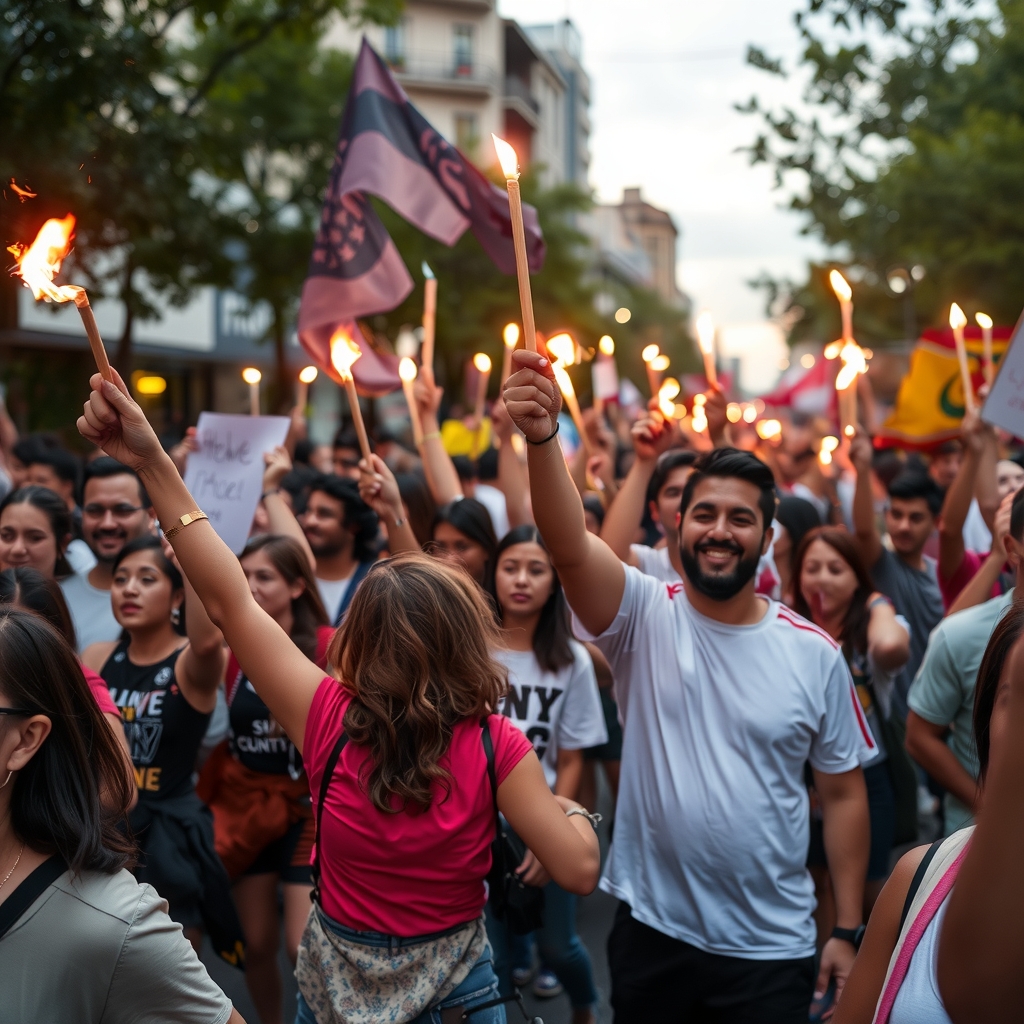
{"left": 0, "top": 349, "right": 1022, "bottom": 1024}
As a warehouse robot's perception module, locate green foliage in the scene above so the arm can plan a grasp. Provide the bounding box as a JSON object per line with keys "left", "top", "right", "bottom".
{"left": 742, "top": 0, "right": 1024, "bottom": 343}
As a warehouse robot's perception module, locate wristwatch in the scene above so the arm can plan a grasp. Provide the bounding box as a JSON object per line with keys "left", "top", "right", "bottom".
{"left": 831, "top": 925, "right": 866, "bottom": 950}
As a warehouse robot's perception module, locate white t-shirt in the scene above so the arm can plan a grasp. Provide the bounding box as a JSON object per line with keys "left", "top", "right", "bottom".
{"left": 494, "top": 641, "right": 607, "bottom": 789}
{"left": 630, "top": 543, "right": 679, "bottom": 583}
{"left": 316, "top": 569, "right": 356, "bottom": 625}
{"left": 574, "top": 566, "right": 876, "bottom": 960}
{"left": 474, "top": 484, "right": 510, "bottom": 540}
{"left": 60, "top": 571, "right": 121, "bottom": 653}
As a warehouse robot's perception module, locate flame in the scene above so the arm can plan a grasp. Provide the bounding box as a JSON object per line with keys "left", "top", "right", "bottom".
{"left": 976, "top": 312, "right": 993, "bottom": 330}
{"left": 726, "top": 403, "right": 742, "bottom": 423}
{"left": 829, "top": 270, "right": 852, "bottom": 303}
{"left": 658, "top": 377, "right": 681, "bottom": 402}
{"left": 503, "top": 322, "right": 520, "bottom": 349}
{"left": 330, "top": 328, "right": 363, "bottom": 381}
{"left": 299, "top": 365, "right": 319, "bottom": 384}
{"left": 695, "top": 311, "right": 715, "bottom": 355}
{"left": 598, "top": 335, "right": 615, "bottom": 356}
{"left": 399, "top": 357, "right": 418, "bottom": 383}
{"left": 756, "top": 419, "right": 782, "bottom": 441}
{"left": 844, "top": 424, "right": 855, "bottom": 437}
{"left": 242, "top": 367, "right": 262, "bottom": 385}
{"left": 9, "top": 180, "right": 36, "bottom": 201}
{"left": 8, "top": 214, "right": 82, "bottom": 303}
{"left": 949, "top": 302, "right": 967, "bottom": 330}
{"left": 553, "top": 363, "right": 576, "bottom": 398}
{"left": 819, "top": 435, "right": 840, "bottom": 465}
{"left": 546, "top": 333, "right": 576, "bottom": 367}
{"left": 691, "top": 408, "right": 708, "bottom": 433}
{"left": 824, "top": 340, "right": 843, "bottom": 360}
{"left": 693, "top": 393, "right": 707, "bottom": 407}
{"left": 473, "top": 352, "right": 492, "bottom": 374}
{"left": 641, "top": 344, "right": 660, "bottom": 364}
{"left": 491, "top": 134, "right": 519, "bottom": 180}
{"left": 651, "top": 354, "right": 670, "bottom": 372}
{"left": 742, "top": 404, "right": 757, "bottom": 423}
{"left": 421, "top": 261, "right": 435, "bottom": 280}
{"left": 834, "top": 340, "right": 868, "bottom": 391}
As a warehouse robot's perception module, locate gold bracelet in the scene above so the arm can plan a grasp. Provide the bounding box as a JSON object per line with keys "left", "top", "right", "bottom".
{"left": 163, "top": 510, "right": 208, "bottom": 541}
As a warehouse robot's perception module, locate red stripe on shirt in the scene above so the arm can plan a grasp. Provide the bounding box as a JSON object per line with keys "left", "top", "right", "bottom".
{"left": 848, "top": 681, "right": 876, "bottom": 749}
{"left": 776, "top": 607, "right": 841, "bottom": 650}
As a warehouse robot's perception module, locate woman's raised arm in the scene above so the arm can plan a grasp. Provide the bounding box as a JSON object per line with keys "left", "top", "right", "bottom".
{"left": 77, "top": 371, "right": 325, "bottom": 751}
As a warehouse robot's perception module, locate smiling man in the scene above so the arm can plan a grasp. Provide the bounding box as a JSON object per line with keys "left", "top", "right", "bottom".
{"left": 503, "top": 351, "right": 873, "bottom": 1024}
{"left": 60, "top": 457, "right": 156, "bottom": 652}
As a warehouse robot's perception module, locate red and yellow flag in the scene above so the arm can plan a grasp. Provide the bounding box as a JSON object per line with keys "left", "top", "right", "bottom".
{"left": 878, "top": 326, "right": 1013, "bottom": 449}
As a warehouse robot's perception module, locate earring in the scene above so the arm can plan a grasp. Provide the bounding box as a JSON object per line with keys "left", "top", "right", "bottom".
{"left": 171, "top": 607, "right": 181, "bottom": 626}
{"left": 0, "top": 771, "right": 12, "bottom": 790}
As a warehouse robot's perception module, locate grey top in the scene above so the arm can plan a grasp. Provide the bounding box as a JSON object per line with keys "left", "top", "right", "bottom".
{"left": 908, "top": 589, "right": 1014, "bottom": 835}
{"left": 59, "top": 570, "right": 121, "bottom": 653}
{"left": 871, "top": 548, "right": 945, "bottom": 720}
{"left": 0, "top": 864, "right": 233, "bottom": 1024}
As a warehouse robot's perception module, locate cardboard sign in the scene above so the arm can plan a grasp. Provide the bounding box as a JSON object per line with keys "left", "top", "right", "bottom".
{"left": 982, "top": 309, "right": 1024, "bottom": 437}
{"left": 183, "top": 413, "right": 290, "bottom": 554}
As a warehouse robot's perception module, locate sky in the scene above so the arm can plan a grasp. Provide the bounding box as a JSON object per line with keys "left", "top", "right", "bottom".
{"left": 497, "top": 0, "right": 827, "bottom": 390}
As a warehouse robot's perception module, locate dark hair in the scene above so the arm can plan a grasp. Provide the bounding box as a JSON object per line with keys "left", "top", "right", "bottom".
{"left": 308, "top": 474, "right": 379, "bottom": 563}
{"left": 451, "top": 455, "right": 477, "bottom": 482}
{"left": 582, "top": 494, "right": 605, "bottom": 530}
{"left": 792, "top": 527, "right": 874, "bottom": 659}
{"left": 395, "top": 473, "right": 437, "bottom": 546}
{"left": 279, "top": 463, "right": 318, "bottom": 516}
{"left": 775, "top": 495, "right": 825, "bottom": 576}
{"left": 478, "top": 448, "right": 499, "bottom": 483}
{"left": 25, "top": 445, "right": 81, "bottom": 486}
{"left": 239, "top": 535, "right": 328, "bottom": 661}
{"left": 887, "top": 471, "right": 943, "bottom": 516}
{"left": 293, "top": 438, "right": 315, "bottom": 466}
{"left": 679, "top": 447, "right": 778, "bottom": 529}
{"left": 973, "top": 602, "right": 1024, "bottom": 781}
{"left": 0, "top": 567, "right": 77, "bottom": 648}
{"left": 647, "top": 450, "right": 698, "bottom": 508}
{"left": 333, "top": 553, "right": 507, "bottom": 813}
{"left": 113, "top": 535, "right": 183, "bottom": 591}
{"left": 332, "top": 425, "right": 372, "bottom": 455}
{"left": 0, "top": 609, "right": 135, "bottom": 872}
{"left": 433, "top": 498, "right": 498, "bottom": 561}
{"left": 1009, "top": 485, "right": 1024, "bottom": 543}
{"left": 11, "top": 433, "right": 61, "bottom": 467}
{"left": 488, "top": 525, "right": 574, "bottom": 673}
{"left": 83, "top": 457, "right": 150, "bottom": 508}
{"left": 0, "top": 486, "right": 74, "bottom": 579}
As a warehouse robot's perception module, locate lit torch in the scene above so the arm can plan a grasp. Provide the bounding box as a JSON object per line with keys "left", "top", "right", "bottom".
{"left": 501, "top": 322, "right": 520, "bottom": 383}
{"left": 9, "top": 214, "right": 112, "bottom": 381}
{"left": 242, "top": 367, "right": 262, "bottom": 416}
{"left": 296, "top": 365, "right": 318, "bottom": 409}
{"left": 546, "top": 333, "right": 592, "bottom": 457}
{"left": 492, "top": 134, "right": 537, "bottom": 353}
{"left": 641, "top": 344, "right": 663, "bottom": 398}
{"left": 949, "top": 303, "right": 975, "bottom": 413}
{"left": 819, "top": 435, "right": 840, "bottom": 466}
{"left": 695, "top": 311, "right": 718, "bottom": 388}
{"left": 658, "top": 377, "right": 681, "bottom": 420}
{"left": 976, "top": 312, "right": 994, "bottom": 388}
{"left": 330, "top": 328, "right": 373, "bottom": 464}
{"left": 399, "top": 357, "right": 424, "bottom": 446}
{"left": 830, "top": 270, "right": 853, "bottom": 342}
{"left": 420, "top": 262, "right": 437, "bottom": 372}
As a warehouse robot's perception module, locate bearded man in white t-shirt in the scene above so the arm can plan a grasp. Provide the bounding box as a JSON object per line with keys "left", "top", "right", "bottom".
{"left": 504, "top": 351, "right": 873, "bottom": 1024}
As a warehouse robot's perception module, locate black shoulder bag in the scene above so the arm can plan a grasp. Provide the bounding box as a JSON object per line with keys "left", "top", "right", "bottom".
{"left": 481, "top": 718, "right": 544, "bottom": 934}
{"left": 310, "top": 730, "right": 349, "bottom": 906}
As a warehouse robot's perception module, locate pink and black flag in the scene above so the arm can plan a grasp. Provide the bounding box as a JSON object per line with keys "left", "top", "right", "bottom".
{"left": 298, "top": 38, "right": 546, "bottom": 392}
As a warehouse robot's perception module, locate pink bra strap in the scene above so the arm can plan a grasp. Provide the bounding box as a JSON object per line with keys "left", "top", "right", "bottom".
{"left": 874, "top": 846, "right": 970, "bottom": 1024}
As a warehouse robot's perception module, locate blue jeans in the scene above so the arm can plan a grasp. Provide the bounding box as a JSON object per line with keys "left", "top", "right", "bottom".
{"left": 486, "top": 881, "right": 598, "bottom": 1010}
{"left": 295, "top": 916, "right": 505, "bottom": 1024}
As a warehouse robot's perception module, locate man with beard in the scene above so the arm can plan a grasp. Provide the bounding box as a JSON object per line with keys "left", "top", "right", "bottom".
{"left": 504, "top": 351, "right": 872, "bottom": 1023}
{"left": 59, "top": 457, "right": 156, "bottom": 651}
{"left": 299, "top": 474, "right": 379, "bottom": 624}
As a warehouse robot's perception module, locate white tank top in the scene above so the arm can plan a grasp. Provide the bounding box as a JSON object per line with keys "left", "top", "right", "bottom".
{"left": 888, "top": 896, "right": 954, "bottom": 1024}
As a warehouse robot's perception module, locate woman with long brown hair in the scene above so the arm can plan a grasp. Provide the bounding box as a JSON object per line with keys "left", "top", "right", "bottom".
{"left": 78, "top": 370, "right": 601, "bottom": 1024}
{"left": 199, "top": 533, "right": 332, "bottom": 1024}
{"left": 793, "top": 527, "right": 912, "bottom": 919}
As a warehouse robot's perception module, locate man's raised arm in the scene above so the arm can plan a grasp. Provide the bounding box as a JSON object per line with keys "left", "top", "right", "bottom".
{"left": 503, "top": 350, "right": 625, "bottom": 637}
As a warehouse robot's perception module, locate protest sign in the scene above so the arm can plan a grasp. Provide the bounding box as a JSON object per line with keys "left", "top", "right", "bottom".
{"left": 982, "top": 310, "right": 1024, "bottom": 438}
{"left": 183, "top": 413, "right": 290, "bottom": 553}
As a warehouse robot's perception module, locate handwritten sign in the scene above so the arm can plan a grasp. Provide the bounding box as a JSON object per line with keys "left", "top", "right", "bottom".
{"left": 183, "top": 413, "right": 290, "bottom": 554}
{"left": 982, "top": 308, "right": 1024, "bottom": 437}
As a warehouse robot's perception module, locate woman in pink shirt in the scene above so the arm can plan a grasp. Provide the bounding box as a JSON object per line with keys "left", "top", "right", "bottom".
{"left": 78, "top": 371, "right": 602, "bottom": 1024}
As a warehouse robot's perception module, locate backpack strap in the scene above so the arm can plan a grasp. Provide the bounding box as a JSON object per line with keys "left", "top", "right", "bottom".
{"left": 310, "top": 730, "right": 349, "bottom": 906}
{"left": 333, "top": 560, "right": 374, "bottom": 626}
{"left": 480, "top": 718, "right": 500, "bottom": 838}
{"left": 899, "top": 839, "right": 943, "bottom": 934}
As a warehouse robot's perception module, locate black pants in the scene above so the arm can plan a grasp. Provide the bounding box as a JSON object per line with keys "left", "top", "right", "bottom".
{"left": 608, "top": 903, "right": 816, "bottom": 1024}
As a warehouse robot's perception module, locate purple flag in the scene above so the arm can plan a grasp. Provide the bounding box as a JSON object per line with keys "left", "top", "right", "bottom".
{"left": 298, "top": 38, "right": 546, "bottom": 392}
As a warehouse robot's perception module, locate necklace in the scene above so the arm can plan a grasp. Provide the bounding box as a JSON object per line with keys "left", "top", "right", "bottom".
{"left": 0, "top": 842, "right": 25, "bottom": 892}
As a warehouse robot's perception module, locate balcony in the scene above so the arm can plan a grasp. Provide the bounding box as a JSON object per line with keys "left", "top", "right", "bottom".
{"left": 388, "top": 53, "right": 498, "bottom": 97}
{"left": 503, "top": 75, "right": 539, "bottom": 128}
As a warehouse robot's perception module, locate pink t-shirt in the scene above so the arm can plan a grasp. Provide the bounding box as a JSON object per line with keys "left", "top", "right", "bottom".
{"left": 83, "top": 663, "right": 118, "bottom": 716}
{"left": 304, "top": 677, "right": 533, "bottom": 936}
{"left": 940, "top": 550, "right": 1002, "bottom": 610}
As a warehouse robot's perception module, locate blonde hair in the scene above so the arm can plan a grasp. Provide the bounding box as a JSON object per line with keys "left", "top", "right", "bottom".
{"left": 328, "top": 552, "right": 508, "bottom": 813}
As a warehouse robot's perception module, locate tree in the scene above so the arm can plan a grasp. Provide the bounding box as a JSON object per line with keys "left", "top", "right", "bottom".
{"left": 0, "top": 0, "right": 399, "bottom": 371}
{"left": 741, "top": 0, "right": 1024, "bottom": 344}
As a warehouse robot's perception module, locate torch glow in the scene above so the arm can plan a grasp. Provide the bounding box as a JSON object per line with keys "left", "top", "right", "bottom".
{"left": 331, "top": 329, "right": 372, "bottom": 463}
{"left": 501, "top": 322, "right": 520, "bottom": 382}
{"left": 755, "top": 419, "right": 783, "bottom": 441}
{"left": 9, "top": 213, "right": 113, "bottom": 380}
{"left": 949, "top": 303, "right": 975, "bottom": 413}
{"left": 819, "top": 435, "right": 840, "bottom": 466}
{"left": 296, "top": 365, "right": 318, "bottom": 409}
{"left": 399, "top": 357, "right": 424, "bottom": 446}
{"left": 546, "top": 333, "right": 576, "bottom": 368}
{"left": 598, "top": 335, "right": 615, "bottom": 357}
{"left": 695, "top": 310, "right": 718, "bottom": 387}
{"left": 658, "top": 377, "right": 680, "bottom": 419}
{"left": 976, "top": 311, "right": 995, "bottom": 387}
{"left": 420, "top": 262, "right": 437, "bottom": 372}
{"left": 553, "top": 363, "right": 592, "bottom": 457}
{"left": 242, "top": 367, "right": 262, "bottom": 416}
{"left": 830, "top": 270, "right": 854, "bottom": 342}
{"left": 492, "top": 134, "right": 537, "bottom": 353}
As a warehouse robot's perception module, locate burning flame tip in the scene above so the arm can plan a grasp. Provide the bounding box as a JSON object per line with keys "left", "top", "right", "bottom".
{"left": 975, "top": 311, "right": 993, "bottom": 329}
{"left": 10, "top": 213, "right": 80, "bottom": 303}
{"left": 473, "top": 352, "right": 492, "bottom": 374}
{"left": 399, "top": 357, "right": 418, "bottom": 382}
{"left": 829, "top": 269, "right": 852, "bottom": 302}
{"left": 503, "top": 323, "right": 520, "bottom": 349}
{"left": 330, "top": 328, "right": 363, "bottom": 380}
{"left": 491, "top": 134, "right": 519, "bottom": 180}
{"left": 298, "top": 366, "right": 319, "bottom": 384}
{"left": 949, "top": 302, "right": 967, "bottom": 329}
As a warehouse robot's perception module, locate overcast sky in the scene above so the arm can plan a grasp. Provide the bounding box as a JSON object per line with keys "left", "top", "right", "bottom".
{"left": 498, "top": 0, "right": 826, "bottom": 388}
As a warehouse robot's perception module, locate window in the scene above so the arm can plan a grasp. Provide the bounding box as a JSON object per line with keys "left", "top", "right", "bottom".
{"left": 384, "top": 20, "right": 406, "bottom": 67}
{"left": 454, "top": 113, "right": 478, "bottom": 152}
{"left": 453, "top": 24, "right": 474, "bottom": 76}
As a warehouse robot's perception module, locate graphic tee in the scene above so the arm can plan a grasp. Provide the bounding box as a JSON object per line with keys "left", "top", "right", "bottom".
{"left": 102, "top": 640, "right": 211, "bottom": 800}
{"left": 574, "top": 566, "right": 875, "bottom": 960}
{"left": 493, "top": 641, "right": 607, "bottom": 789}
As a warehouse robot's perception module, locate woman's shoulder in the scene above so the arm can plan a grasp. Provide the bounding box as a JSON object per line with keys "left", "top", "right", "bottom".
{"left": 82, "top": 640, "right": 119, "bottom": 674}
{"left": 303, "top": 675, "right": 351, "bottom": 767}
